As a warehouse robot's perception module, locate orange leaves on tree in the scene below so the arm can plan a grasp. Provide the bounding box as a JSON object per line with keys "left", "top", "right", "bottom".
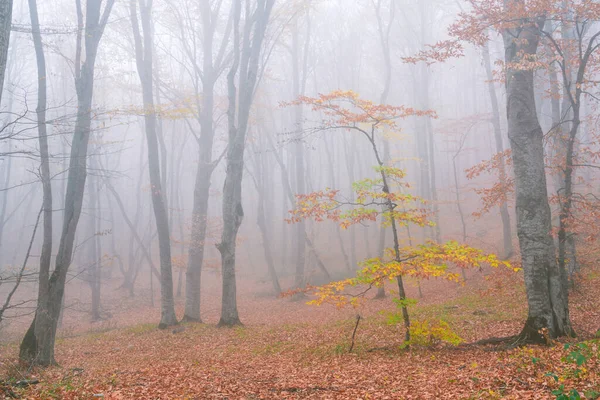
{"left": 281, "top": 90, "right": 436, "bottom": 131}
{"left": 465, "top": 149, "right": 514, "bottom": 217}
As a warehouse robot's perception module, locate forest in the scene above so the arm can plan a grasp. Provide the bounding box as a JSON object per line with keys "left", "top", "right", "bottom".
{"left": 0, "top": 0, "right": 600, "bottom": 398}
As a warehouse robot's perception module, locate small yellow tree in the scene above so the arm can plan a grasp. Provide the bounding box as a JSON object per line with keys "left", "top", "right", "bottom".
{"left": 284, "top": 91, "right": 511, "bottom": 346}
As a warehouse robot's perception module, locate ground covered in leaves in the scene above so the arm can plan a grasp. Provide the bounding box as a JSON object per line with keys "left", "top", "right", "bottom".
{"left": 1, "top": 267, "right": 600, "bottom": 399}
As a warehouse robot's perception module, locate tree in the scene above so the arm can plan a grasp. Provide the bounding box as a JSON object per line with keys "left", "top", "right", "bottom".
{"left": 28, "top": 0, "right": 54, "bottom": 351}
{"left": 502, "top": 1, "right": 574, "bottom": 342}
{"left": 482, "top": 37, "right": 514, "bottom": 259}
{"left": 165, "top": 0, "right": 232, "bottom": 323}
{"left": 217, "top": 0, "right": 275, "bottom": 326}
{"left": 404, "top": 0, "right": 583, "bottom": 343}
{"left": 286, "top": 91, "right": 506, "bottom": 344}
{"left": 537, "top": 4, "right": 600, "bottom": 283}
{"left": 248, "top": 132, "right": 281, "bottom": 295}
{"left": 373, "top": 0, "right": 394, "bottom": 298}
{"left": 20, "top": 0, "right": 116, "bottom": 365}
{"left": 130, "top": 0, "right": 178, "bottom": 328}
{"left": 290, "top": 6, "right": 311, "bottom": 288}
{"left": 0, "top": 0, "right": 12, "bottom": 104}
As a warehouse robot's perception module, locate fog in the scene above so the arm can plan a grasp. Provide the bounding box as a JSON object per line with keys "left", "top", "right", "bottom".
{"left": 0, "top": 0, "right": 599, "bottom": 386}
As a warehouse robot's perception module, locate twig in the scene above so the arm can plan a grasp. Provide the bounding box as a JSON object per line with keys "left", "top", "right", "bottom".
{"left": 0, "top": 207, "right": 42, "bottom": 323}
{"left": 349, "top": 314, "right": 361, "bottom": 353}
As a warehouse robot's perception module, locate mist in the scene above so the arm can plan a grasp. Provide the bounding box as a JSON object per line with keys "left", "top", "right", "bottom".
{"left": 1, "top": 0, "right": 599, "bottom": 398}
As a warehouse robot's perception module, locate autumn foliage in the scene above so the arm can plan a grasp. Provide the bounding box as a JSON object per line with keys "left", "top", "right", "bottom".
{"left": 283, "top": 91, "right": 511, "bottom": 345}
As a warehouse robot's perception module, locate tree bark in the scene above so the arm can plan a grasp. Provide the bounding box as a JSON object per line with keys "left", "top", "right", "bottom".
{"left": 502, "top": 8, "right": 574, "bottom": 342}
{"left": 0, "top": 0, "right": 12, "bottom": 104}
{"left": 20, "top": 0, "right": 115, "bottom": 366}
{"left": 183, "top": 12, "right": 217, "bottom": 322}
{"left": 25, "top": 0, "right": 55, "bottom": 364}
{"left": 482, "top": 39, "right": 513, "bottom": 259}
{"left": 249, "top": 139, "right": 281, "bottom": 295}
{"left": 218, "top": 0, "right": 274, "bottom": 326}
{"left": 130, "top": 0, "right": 177, "bottom": 328}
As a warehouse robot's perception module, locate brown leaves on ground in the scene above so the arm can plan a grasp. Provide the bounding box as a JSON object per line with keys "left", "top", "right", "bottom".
{"left": 1, "top": 267, "right": 600, "bottom": 399}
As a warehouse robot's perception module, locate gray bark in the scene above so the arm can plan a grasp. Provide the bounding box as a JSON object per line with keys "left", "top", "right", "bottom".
{"left": 502, "top": 9, "right": 574, "bottom": 341}
{"left": 130, "top": 0, "right": 177, "bottom": 328}
{"left": 20, "top": 0, "right": 115, "bottom": 366}
{"left": 249, "top": 139, "right": 281, "bottom": 295}
{"left": 87, "top": 163, "right": 101, "bottom": 321}
{"left": 483, "top": 40, "right": 514, "bottom": 259}
{"left": 0, "top": 0, "right": 12, "bottom": 104}
{"left": 267, "top": 133, "right": 331, "bottom": 281}
{"left": 291, "top": 15, "right": 310, "bottom": 288}
{"left": 183, "top": 0, "right": 231, "bottom": 322}
{"left": 323, "top": 137, "right": 351, "bottom": 272}
{"left": 217, "top": 0, "right": 274, "bottom": 326}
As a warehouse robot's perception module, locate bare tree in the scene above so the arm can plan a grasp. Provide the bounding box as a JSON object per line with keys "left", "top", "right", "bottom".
{"left": 248, "top": 133, "right": 281, "bottom": 295}
{"left": 26, "top": 0, "right": 54, "bottom": 335}
{"left": 20, "top": 0, "right": 116, "bottom": 366}
{"left": 482, "top": 39, "right": 513, "bottom": 259}
{"left": 130, "top": 0, "right": 178, "bottom": 328}
{"left": 174, "top": 0, "right": 232, "bottom": 323}
{"left": 0, "top": 0, "right": 12, "bottom": 104}
{"left": 217, "top": 0, "right": 274, "bottom": 326}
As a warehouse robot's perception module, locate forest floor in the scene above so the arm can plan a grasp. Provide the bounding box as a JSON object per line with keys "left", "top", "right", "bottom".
{"left": 1, "top": 265, "right": 600, "bottom": 399}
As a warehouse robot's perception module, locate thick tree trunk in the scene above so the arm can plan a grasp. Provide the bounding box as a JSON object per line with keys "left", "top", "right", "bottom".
{"left": 502, "top": 12, "right": 574, "bottom": 342}
{"left": 218, "top": 0, "right": 274, "bottom": 326}
{"left": 184, "top": 76, "right": 217, "bottom": 322}
{"left": 184, "top": 152, "right": 213, "bottom": 322}
{"left": 182, "top": 0, "right": 232, "bottom": 322}
{"left": 20, "top": 0, "right": 115, "bottom": 365}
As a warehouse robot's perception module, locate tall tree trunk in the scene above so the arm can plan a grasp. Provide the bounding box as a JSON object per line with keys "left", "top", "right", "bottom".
{"left": 556, "top": 14, "right": 579, "bottom": 284}
{"left": 182, "top": 0, "right": 231, "bottom": 322}
{"left": 183, "top": 82, "right": 216, "bottom": 323}
{"left": 483, "top": 39, "right": 513, "bottom": 259}
{"left": 267, "top": 133, "right": 331, "bottom": 281}
{"left": 323, "top": 138, "right": 351, "bottom": 271}
{"left": 20, "top": 0, "right": 115, "bottom": 365}
{"left": 130, "top": 0, "right": 177, "bottom": 328}
{"left": 343, "top": 139, "right": 358, "bottom": 268}
{"left": 249, "top": 139, "right": 281, "bottom": 295}
{"left": 88, "top": 165, "right": 101, "bottom": 321}
{"left": 103, "top": 176, "right": 161, "bottom": 281}
{"left": 291, "top": 18, "right": 309, "bottom": 288}
{"left": 0, "top": 0, "right": 12, "bottom": 104}
{"left": 374, "top": 0, "right": 394, "bottom": 297}
{"left": 105, "top": 190, "right": 124, "bottom": 282}
{"left": 502, "top": 9, "right": 573, "bottom": 342}
{"left": 126, "top": 141, "right": 146, "bottom": 296}
{"left": 27, "top": 0, "right": 54, "bottom": 363}
{"left": 184, "top": 137, "right": 214, "bottom": 321}
{"left": 218, "top": 0, "right": 274, "bottom": 326}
